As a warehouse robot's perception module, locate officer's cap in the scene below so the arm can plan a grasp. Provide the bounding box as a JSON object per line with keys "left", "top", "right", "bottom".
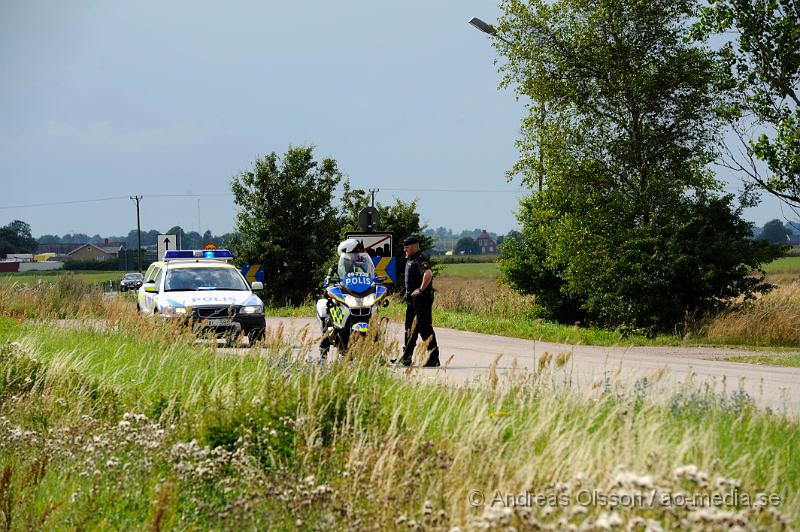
{"left": 402, "top": 235, "right": 420, "bottom": 246}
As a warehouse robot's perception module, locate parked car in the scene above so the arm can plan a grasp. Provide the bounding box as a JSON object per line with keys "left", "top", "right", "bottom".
{"left": 120, "top": 272, "right": 144, "bottom": 292}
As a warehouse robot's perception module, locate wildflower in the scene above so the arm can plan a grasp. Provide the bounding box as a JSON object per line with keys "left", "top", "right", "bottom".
{"left": 611, "top": 470, "right": 654, "bottom": 490}
{"left": 422, "top": 500, "right": 433, "bottom": 515}
{"left": 594, "top": 511, "right": 623, "bottom": 529}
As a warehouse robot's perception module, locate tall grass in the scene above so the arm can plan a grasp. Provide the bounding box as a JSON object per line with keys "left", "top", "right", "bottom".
{"left": 0, "top": 279, "right": 796, "bottom": 527}
{"left": 702, "top": 281, "right": 800, "bottom": 347}
{"left": 432, "top": 277, "right": 533, "bottom": 318}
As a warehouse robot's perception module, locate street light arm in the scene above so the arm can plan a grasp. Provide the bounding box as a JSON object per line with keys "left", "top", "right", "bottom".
{"left": 468, "top": 17, "right": 512, "bottom": 45}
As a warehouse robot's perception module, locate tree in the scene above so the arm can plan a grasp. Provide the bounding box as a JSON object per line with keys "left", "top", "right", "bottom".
{"left": 340, "top": 186, "right": 432, "bottom": 286}
{"left": 231, "top": 146, "right": 343, "bottom": 305}
{"left": 496, "top": 0, "right": 781, "bottom": 331}
{"left": 693, "top": 0, "right": 800, "bottom": 209}
{"left": 455, "top": 237, "right": 480, "bottom": 255}
{"left": 759, "top": 219, "right": 791, "bottom": 243}
{"left": 0, "top": 220, "right": 37, "bottom": 257}
{"left": 341, "top": 190, "right": 431, "bottom": 255}
{"left": 37, "top": 234, "right": 62, "bottom": 243}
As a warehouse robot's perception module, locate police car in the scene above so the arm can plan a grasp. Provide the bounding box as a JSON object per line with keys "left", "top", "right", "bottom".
{"left": 137, "top": 249, "right": 265, "bottom": 345}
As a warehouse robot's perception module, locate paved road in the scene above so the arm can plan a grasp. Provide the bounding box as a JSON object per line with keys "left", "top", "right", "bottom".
{"left": 262, "top": 317, "right": 800, "bottom": 414}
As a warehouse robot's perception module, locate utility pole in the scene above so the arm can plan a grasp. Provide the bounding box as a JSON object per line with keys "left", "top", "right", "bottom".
{"left": 369, "top": 188, "right": 379, "bottom": 207}
{"left": 130, "top": 195, "right": 143, "bottom": 272}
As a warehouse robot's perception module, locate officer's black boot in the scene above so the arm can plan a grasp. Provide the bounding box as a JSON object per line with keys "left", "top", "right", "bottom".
{"left": 422, "top": 347, "right": 440, "bottom": 368}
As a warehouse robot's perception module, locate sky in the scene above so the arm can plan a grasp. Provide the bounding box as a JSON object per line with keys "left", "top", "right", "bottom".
{"left": 0, "top": 1, "right": 783, "bottom": 238}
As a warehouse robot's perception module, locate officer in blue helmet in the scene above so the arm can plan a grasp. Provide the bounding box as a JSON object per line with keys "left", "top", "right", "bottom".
{"left": 396, "top": 235, "right": 440, "bottom": 367}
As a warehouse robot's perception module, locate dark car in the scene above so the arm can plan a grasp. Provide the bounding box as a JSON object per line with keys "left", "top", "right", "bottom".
{"left": 120, "top": 272, "right": 144, "bottom": 292}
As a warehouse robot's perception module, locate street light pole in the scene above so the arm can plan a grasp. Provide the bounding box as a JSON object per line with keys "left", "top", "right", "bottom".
{"left": 130, "top": 195, "right": 143, "bottom": 272}
{"left": 468, "top": 16, "right": 544, "bottom": 193}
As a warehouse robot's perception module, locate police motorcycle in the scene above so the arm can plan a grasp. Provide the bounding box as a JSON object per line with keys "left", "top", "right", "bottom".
{"left": 315, "top": 239, "right": 389, "bottom": 360}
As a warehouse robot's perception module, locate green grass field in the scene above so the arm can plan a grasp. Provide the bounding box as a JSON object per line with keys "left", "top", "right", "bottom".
{"left": 0, "top": 270, "right": 124, "bottom": 286}
{"left": 437, "top": 262, "right": 500, "bottom": 278}
{"left": 0, "top": 297, "right": 797, "bottom": 528}
{"left": 764, "top": 256, "right": 800, "bottom": 274}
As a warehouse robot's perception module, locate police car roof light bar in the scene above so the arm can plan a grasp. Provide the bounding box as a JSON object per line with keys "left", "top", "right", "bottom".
{"left": 164, "top": 249, "right": 233, "bottom": 261}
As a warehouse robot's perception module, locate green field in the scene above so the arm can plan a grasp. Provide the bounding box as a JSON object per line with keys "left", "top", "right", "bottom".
{"left": 0, "top": 270, "right": 124, "bottom": 286}
{"left": 764, "top": 256, "right": 800, "bottom": 274}
{"left": 437, "top": 262, "right": 500, "bottom": 278}
{"left": 0, "top": 290, "right": 797, "bottom": 528}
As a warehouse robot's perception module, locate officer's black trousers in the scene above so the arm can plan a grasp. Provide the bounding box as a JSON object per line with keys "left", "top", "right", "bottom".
{"left": 403, "top": 296, "right": 439, "bottom": 362}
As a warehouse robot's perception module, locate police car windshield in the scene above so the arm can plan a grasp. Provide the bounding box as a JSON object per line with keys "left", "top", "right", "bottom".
{"left": 164, "top": 267, "right": 250, "bottom": 292}
{"left": 337, "top": 253, "right": 375, "bottom": 278}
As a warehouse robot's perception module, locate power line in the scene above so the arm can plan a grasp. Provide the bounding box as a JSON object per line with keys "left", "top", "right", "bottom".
{"left": 380, "top": 187, "right": 525, "bottom": 193}
{"left": 0, "top": 195, "right": 131, "bottom": 209}
{"left": 0, "top": 193, "right": 232, "bottom": 210}
{"left": 0, "top": 188, "right": 527, "bottom": 210}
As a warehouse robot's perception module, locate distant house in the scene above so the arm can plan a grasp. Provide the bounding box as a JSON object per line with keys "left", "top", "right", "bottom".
{"left": 66, "top": 241, "right": 124, "bottom": 262}
{"left": 37, "top": 242, "right": 84, "bottom": 255}
{"left": 789, "top": 233, "right": 800, "bottom": 245}
{"left": 475, "top": 230, "right": 497, "bottom": 254}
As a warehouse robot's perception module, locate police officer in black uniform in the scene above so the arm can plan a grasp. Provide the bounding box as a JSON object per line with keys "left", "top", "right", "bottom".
{"left": 398, "top": 235, "right": 440, "bottom": 367}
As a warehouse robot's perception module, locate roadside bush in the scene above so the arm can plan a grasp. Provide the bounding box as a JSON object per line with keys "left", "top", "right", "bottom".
{"left": 503, "top": 193, "right": 782, "bottom": 333}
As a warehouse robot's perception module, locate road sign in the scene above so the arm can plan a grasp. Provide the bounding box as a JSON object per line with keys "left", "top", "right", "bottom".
{"left": 203, "top": 242, "right": 218, "bottom": 250}
{"left": 345, "top": 232, "right": 396, "bottom": 283}
{"left": 345, "top": 232, "right": 393, "bottom": 257}
{"left": 241, "top": 264, "right": 264, "bottom": 284}
{"left": 373, "top": 257, "right": 397, "bottom": 284}
{"left": 157, "top": 234, "right": 177, "bottom": 261}
{"left": 358, "top": 207, "right": 381, "bottom": 232}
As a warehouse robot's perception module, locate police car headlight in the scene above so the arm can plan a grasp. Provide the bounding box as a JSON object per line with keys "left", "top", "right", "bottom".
{"left": 159, "top": 306, "right": 187, "bottom": 317}
{"left": 241, "top": 305, "right": 263, "bottom": 314}
{"left": 361, "top": 294, "right": 376, "bottom": 306}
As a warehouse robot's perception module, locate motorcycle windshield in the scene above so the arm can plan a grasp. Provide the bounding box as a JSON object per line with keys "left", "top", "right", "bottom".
{"left": 337, "top": 253, "right": 375, "bottom": 278}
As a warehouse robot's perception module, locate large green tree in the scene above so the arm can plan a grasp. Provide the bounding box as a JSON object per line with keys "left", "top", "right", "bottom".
{"left": 454, "top": 237, "right": 480, "bottom": 255}
{"left": 693, "top": 0, "right": 800, "bottom": 208}
{"left": 496, "top": 0, "right": 781, "bottom": 331}
{"left": 759, "top": 218, "right": 791, "bottom": 243}
{"left": 0, "top": 220, "right": 37, "bottom": 257}
{"left": 231, "top": 146, "right": 343, "bottom": 305}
